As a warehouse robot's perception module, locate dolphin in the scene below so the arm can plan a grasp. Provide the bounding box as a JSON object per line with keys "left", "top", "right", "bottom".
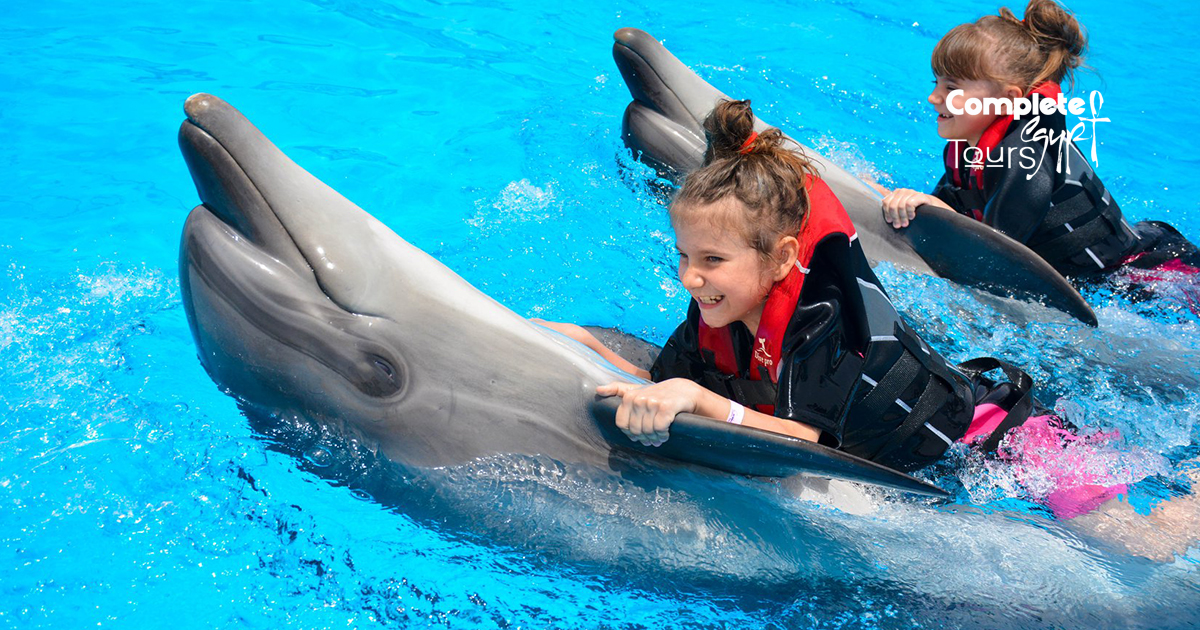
{"left": 176, "top": 93, "right": 945, "bottom": 496}
{"left": 612, "top": 27, "right": 1098, "bottom": 326}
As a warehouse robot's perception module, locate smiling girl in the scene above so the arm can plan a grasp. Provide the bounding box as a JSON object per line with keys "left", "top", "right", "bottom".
{"left": 878, "top": 0, "right": 1200, "bottom": 279}
{"left": 552, "top": 99, "right": 1005, "bottom": 473}
{"left": 535, "top": 99, "right": 1200, "bottom": 540}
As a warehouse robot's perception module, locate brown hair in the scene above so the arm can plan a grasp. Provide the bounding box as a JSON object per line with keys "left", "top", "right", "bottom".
{"left": 670, "top": 99, "right": 817, "bottom": 261}
{"left": 931, "top": 0, "right": 1087, "bottom": 93}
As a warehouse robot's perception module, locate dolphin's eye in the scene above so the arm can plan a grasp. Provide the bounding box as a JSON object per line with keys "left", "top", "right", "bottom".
{"left": 373, "top": 359, "right": 394, "bottom": 378}
{"left": 353, "top": 353, "right": 403, "bottom": 398}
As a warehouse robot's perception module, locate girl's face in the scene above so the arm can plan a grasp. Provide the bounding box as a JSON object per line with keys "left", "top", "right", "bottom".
{"left": 928, "top": 75, "right": 1011, "bottom": 145}
{"left": 672, "top": 199, "right": 795, "bottom": 333}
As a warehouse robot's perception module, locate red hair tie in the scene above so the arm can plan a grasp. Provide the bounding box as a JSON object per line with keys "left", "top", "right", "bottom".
{"left": 738, "top": 131, "right": 759, "bottom": 154}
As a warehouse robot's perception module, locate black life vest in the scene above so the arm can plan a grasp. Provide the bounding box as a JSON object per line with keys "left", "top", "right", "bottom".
{"left": 937, "top": 82, "right": 1140, "bottom": 276}
{"left": 695, "top": 177, "right": 977, "bottom": 471}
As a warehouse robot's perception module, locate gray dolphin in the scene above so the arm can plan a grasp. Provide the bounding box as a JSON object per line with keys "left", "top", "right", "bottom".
{"left": 612, "top": 28, "right": 1097, "bottom": 326}
{"left": 176, "top": 92, "right": 944, "bottom": 496}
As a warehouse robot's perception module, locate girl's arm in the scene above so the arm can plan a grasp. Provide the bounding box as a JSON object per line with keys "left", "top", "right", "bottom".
{"left": 596, "top": 379, "right": 820, "bottom": 447}
{"left": 532, "top": 319, "right": 652, "bottom": 380}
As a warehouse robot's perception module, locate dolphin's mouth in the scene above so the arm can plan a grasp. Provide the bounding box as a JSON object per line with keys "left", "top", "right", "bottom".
{"left": 612, "top": 28, "right": 705, "bottom": 134}
{"left": 178, "top": 94, "right": 411, "bottom": 401}
{"left": 179, "top": 93, "right": 405, "bottom": 321}
{"left": 178, "top": 94, "right": 313, "bottom": 282}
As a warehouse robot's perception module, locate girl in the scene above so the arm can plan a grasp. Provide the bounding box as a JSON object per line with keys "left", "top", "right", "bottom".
{"left": 550, "top": 99, "right": 1195, "bottom": 556}
{"left": 555, "top": 99, "right": 1012, "bottom": 474}
{"left": 878, "top": 0, "right": 1200, "bottom": 279}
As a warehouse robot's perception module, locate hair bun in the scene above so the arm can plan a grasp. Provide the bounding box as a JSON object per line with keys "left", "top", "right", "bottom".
{"left": 1022, "top": 0, "right": 1087, "bottom": 58}
{"left": 704, "top": 99, "right": 758, "bottom": 160}
{"left": 703, "top": 99, "right": 790, "bottom": 163}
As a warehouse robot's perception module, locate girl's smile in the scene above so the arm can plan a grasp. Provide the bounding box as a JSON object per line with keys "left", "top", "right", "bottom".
{"left": 672, "top": 205, "right": 777, "bottom": 332}
{"left": 928, "top": 75, "right": 1020, "bottom": 145}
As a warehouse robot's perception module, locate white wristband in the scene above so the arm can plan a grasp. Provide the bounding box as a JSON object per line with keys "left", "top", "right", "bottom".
{"left": 725, "top": 400, "right": 745, "bottom": 425}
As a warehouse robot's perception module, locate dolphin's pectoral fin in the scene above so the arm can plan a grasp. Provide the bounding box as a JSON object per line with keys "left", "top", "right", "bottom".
{"left": 903, "top": 205, "right": 1097, "bottom": 325}
{"left": 621, "top": 102, "right": 705, "bottom": 181}
{"left": 591, "top": 397, "right": 944, "bottom": 496}
{"left": 182, "top": 205, "right": 408, "bottom": 403}
{"left": 660, "top": 413, "right": 947, "bottom": 497}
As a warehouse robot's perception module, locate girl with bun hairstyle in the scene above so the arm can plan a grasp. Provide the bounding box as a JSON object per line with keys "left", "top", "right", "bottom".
{"left": 548, "top": 100, "right": 1199, "bottom": 548}
{"left": 554, "top": 99, "right": 1010, "bottom": 473}
{"left": 878, "top": 0, "right": 1199, "bottom": 279}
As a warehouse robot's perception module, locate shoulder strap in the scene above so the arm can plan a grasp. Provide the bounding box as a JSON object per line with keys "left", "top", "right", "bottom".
{"left": 956, "top": 357, "right": 1035, "bottom": 451}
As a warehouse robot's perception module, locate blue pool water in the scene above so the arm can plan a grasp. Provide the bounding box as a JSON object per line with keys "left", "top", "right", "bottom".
{"left": 3, "top": 0, "right": 1200, "bottom": 627}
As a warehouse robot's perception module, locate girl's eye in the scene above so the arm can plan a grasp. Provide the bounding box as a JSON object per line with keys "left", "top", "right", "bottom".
{"left": 705, "top": 256, "right": 723, "bottom": 263}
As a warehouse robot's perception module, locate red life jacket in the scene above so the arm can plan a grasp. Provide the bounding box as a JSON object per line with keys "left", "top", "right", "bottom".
{"left": 946, "top": 81, "right": 1063, "bottom": 214}
{"left": 696, "top": 176, "right": 857, "bottom": 414}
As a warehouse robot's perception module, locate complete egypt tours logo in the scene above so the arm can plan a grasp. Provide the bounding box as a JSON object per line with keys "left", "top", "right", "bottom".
{"left": 947, "top": 88, "right": 1109, "bottom": 178}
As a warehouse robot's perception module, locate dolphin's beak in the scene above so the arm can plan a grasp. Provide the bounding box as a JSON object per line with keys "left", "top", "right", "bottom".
{"left": 612, "top": 29, "right": 720, "bottom": 179}
{"left": 177, "top": 93, "right": 411, "bottom": 318}
{"left": 612, "top": 28, "right": 705, "bottom": 133}
{"left": 178, "top": 95, "right": 312, "bottom": 273}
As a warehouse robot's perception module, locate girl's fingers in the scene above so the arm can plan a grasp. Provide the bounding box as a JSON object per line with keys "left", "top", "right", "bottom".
{"left": 631, "top": 394, "right": 654, "bottom": 437}
{"left": 596, "top": 381, "right": 637, "bottom": 397}
{"left": 652, "top": 410, "right": 674, "bottom": 445}
{"left": 613, "top": 395, "right": 631, "bottom": 433}
{"left": 901, "top": 191, "right": 924, "bottom": 226}
{"left": 881, "top": 195, "right": 900, "bottom": 225}
{"left": 882, "top": 189, "right": 920, "bottom": 227}
{"left": 600, "top": 381, "right": 691, "bottom": 447}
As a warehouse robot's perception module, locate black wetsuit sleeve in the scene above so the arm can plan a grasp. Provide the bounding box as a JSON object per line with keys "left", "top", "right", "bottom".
{"left": 772, "top": 247, "right": 864, "bottom": 446}
{"left": 649, "top": 316, "right": 705, "bottom": 383}
{"left": 930, "top": 172, "right": 960, "bottom": 210}
{"left": 773, "top": 301, "right": 859, "bottom": 444}
{"left": 929, "top": 146, "right": 960, "bottom": 209}
{"left": 980, "top": 123, "right": 1056, "bottom": 244}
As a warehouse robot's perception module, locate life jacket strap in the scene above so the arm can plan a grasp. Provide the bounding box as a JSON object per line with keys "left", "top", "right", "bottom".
{"left": 866, "top": 373, "right": 952, "bottom": 462}
{"left": 955, "top": 357, "right": 1034, "bottom": 451}
{"left": 852, "top": 351, "right": 922, "bottom": 425}
{"left": 698, "top": 350, "right": 777, "bottom": 410}
{"left": 1028, "top": 170, "right": 1124, "bottom": 269}
{"left": 848, "top": 320, "right": 969, "bottom": 460}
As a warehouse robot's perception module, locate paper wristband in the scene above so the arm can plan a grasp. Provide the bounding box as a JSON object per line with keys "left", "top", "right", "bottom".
{"left": 725, "top": 400, "right": 745, "bottom": 425}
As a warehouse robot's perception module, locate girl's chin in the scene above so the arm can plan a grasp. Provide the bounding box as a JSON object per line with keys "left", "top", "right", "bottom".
{"left": 697, "top": 310, "right": 732, "bottom": 329}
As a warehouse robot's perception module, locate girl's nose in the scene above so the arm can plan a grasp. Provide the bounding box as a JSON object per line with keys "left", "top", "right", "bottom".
{"left": 680, "top": 264, "right": 704, "bottom": 289}
{"left": 928, "top": 88, "right": 943, "bottom": 106}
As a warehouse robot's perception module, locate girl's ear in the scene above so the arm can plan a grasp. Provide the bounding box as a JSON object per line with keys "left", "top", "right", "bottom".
{"left": 1005, "top": 84, "right": 1025, "bottom": 100}
{"left": 772, "top": 235, "right": 800, "bottom": 282}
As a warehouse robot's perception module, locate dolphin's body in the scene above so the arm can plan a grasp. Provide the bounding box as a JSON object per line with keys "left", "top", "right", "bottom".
{"left": 612, "top": 28, "right": 1098, "bottom": 326}
{"left": 176, "top": 93, "right": 943, "bottom": 496}
{"left": 172, "top": 95, "right": 1198, "bottom": 618}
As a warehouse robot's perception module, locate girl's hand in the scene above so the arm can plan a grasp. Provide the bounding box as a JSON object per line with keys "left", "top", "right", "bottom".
{"left": 880, "top": 188, "right": 951, "bottom": 228}
{"left": 596, "top": 379, "right": 714, "bottom": 447}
